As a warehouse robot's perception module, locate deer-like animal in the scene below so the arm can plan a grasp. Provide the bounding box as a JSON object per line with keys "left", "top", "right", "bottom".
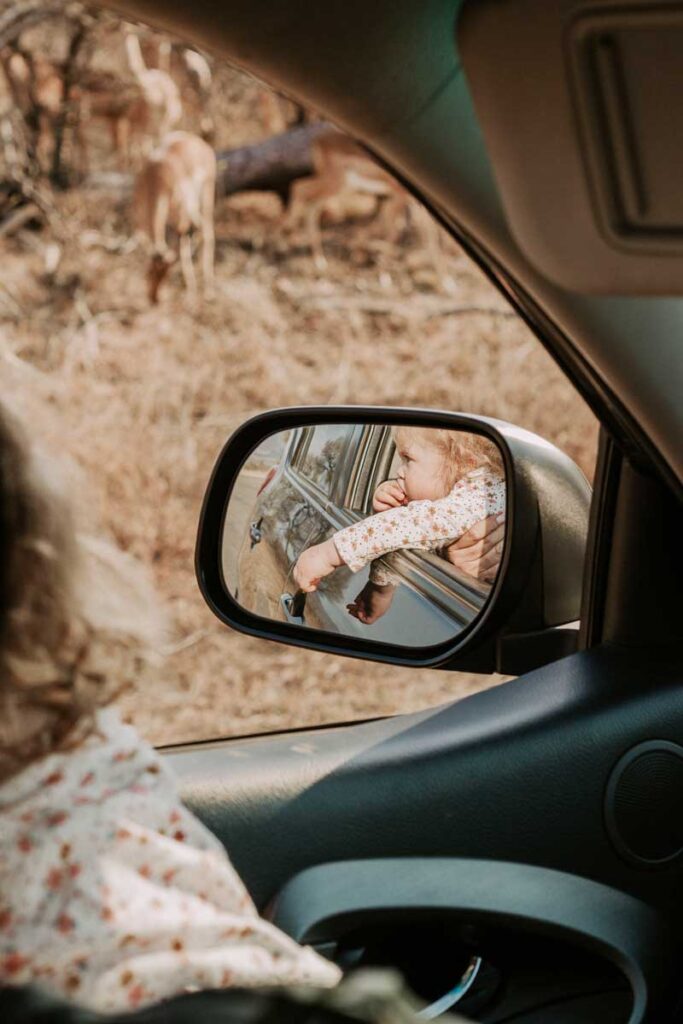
{"left": 288, "top": 131, "right": 452, "bottom": 288}
{"left": 181, "top": 49, "right": 212, "bottom": 95}
{"left": 0, "top": 47, "right": 149, "bottom": 173}
{"left": 3, "top": 49, "right": 63, "bottom": 115}
{"left": 124, "top": 32, "right": 182, "bottom": 146}
{"left": 133, "top": 130, "right": 216, "bottom": 303}
{"left": 141, "top": 39, "right": 213, "bottom": 139}
{"left": 177, "top": 48, "right": 213, "bottom": 140}
{"left": 70, "top": 70, "right": 149, "bottom": 172}
{"left": 258, "top": 88, "right": 307, "bottom": 136}
{"left": 139, "top": 33, "right": 172, "bottom": 73}
{"left": 0, "top": 49, "right": 65, "bottom": 166}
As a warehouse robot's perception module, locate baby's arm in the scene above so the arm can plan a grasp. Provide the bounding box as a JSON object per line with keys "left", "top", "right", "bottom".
{"left": 293, "top": 538, "right": 343, "bottom": 592}
{"left": 334, "top": 471, "right": 505, "bottom": 573}
{"left": 347, "top": 578, "right": 396, "bottom": 624}
{"left": 294, "top": 473, "right": 505, "bottom": 590}
{"left": 369, "top": 557, "right": 401, "bottom": 587}
{"left": 292, "top": 477, "right": 403, "bottom": 592}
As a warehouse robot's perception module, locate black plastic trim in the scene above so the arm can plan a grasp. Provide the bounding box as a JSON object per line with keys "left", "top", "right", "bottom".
{"left": 269, "top": 857, "right": 675, "bottom": 1024}
{"left": 579, "top": 428, "right": 623, "bottom": 649}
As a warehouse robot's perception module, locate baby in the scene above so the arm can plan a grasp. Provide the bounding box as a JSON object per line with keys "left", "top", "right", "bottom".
{"left": 293, "top": 426, "right": 506, "bottom": 604}
{"left": 0, "top": 402, "right": 339, "bottom": 1012}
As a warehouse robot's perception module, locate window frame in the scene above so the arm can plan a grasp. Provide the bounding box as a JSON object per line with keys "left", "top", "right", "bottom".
{"left": 288, "top": 424, "right": 362, "bottom": 504}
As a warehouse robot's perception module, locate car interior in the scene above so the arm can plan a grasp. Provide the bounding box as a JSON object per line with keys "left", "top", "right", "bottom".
{"left": 5, "top": 0, "right": 683, "bottom": 1021}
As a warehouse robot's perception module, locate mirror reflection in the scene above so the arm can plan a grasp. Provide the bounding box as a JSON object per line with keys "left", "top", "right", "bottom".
{"left": 222, "top": 423, "right": 507, "bottom": 647}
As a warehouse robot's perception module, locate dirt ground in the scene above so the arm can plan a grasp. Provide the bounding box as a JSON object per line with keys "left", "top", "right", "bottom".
{"left": 0, "top": 19, "right": 599, "bottom": 746}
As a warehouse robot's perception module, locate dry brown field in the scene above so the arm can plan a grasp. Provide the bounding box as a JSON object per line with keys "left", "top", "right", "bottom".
{"left": 0, "top": 18, "right": 598, "bottom": 746}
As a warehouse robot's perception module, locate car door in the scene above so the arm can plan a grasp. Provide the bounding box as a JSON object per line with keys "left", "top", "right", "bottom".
{"left": 231, "top": 430, "right": 314, "bottom": 619}
{"left": 104, "top": 2, "right": 682, "bottom": 1020}
{"left": 277, "top": 423, "right": 361, "bottom": 624}
{"left": 233, "top": 424, "right": 368, "bottom": 624}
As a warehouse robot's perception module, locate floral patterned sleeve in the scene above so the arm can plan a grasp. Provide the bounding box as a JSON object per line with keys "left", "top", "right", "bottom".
{"left": 0, "top": 709, "right": 340, "bottom": 1014}
{"left": 334, "top": 470, "right": 505, "bottom": 573}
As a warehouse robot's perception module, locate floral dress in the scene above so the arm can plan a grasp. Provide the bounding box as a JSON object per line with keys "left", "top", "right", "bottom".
{"left": 334, "top": 468, "right": 506, "bottom": 585}
{"left": 0, "top": 709, "right": 340, "bottom": 1013}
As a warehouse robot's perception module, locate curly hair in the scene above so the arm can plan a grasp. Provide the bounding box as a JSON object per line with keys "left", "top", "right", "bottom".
{"left": 393, "top": 425, "right": 505, "bottom": 493}
{"left": 0, "top": 403, "right": 164, "bottom": 783}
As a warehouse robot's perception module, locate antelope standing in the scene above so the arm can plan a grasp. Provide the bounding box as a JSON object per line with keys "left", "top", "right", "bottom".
{"left": 70, "top": 70, "right": 149, "bottom": 172}
{"left": 133, "top": 130, "right": 216, "bottom": 303}
{"left": 0, "top": 49, "right": 64, "bottom": 166}
{"left": 124, "top": 33, "right": 182, "bottom": 145}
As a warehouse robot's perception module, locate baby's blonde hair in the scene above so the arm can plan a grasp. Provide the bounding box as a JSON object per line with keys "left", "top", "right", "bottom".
{"left": 393, "top": 425, "right": 504, "bottom": 493}
{"left": 0, "top": 403, "right": 164, "bottom": 783}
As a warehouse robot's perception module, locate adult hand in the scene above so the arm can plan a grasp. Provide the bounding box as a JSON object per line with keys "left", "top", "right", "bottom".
{"left": 445, "top": 512, "right": 505, "bottom": 583}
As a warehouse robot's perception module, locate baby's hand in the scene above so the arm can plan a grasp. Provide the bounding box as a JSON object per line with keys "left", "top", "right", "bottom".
{"left": 293, "top": 539, "right": 343, "bottom": 592}
{"left": 347, "top": 581, "right": 396, "bottom": 624}
{"left": 372, "top": 479, "right": 407, "bottom": 512}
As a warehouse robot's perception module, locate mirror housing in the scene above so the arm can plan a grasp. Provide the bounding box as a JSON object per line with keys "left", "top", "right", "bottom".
{"left": 196, "top": 407, "right": 590, "bottom": 674}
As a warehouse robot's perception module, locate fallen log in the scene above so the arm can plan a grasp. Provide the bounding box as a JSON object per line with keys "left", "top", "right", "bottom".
{"left": 79, "top": 122, "right": 340, "bottom": 202}
{"left": 215, "top": 121, "right": 335, "bottom": 203}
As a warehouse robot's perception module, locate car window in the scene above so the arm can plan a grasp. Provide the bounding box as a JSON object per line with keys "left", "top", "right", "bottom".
{"left": 386, "top": 444, "right": 402, "bottom": 484}
{"left": 1, "top": 12, "right": 598, "bottom": 745}
{"left": 340, "top": 425, "right": 392, "bottom": 515}
{"left": 294, "top": 424, "right": 357, "bottom": 497}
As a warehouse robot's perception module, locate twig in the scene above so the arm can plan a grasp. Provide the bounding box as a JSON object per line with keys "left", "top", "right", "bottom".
{"left": 300, "top": 292, "right": 517, "bottom": 320}
{"left": 0, "top": 284, "right": 24, "bottom": 317}
{"left": 423, "top": 304, "right": 517, "bottom": 321}
{"left": 0, "top": 346, "right": 47, "bottom": 378}
{"left": 0, "top": 200, "right": 40, "bottom": 238}
{"left": 80, "top": 171, "right": 133, "bottom": 192}
{"left": 80, "top": 228, "right": 138, "bottom": 254}
{"left": 162, "top": 629, "right": 212, "bottom": 657}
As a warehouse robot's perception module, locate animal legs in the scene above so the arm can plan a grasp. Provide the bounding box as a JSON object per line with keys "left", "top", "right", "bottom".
{"left": 179, "top": 232, "right": 197, "bottom": 296}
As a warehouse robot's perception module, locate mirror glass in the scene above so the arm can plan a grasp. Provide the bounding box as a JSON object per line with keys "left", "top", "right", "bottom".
{"left": 222, "top": 422, "right": 507, "bottom": 647}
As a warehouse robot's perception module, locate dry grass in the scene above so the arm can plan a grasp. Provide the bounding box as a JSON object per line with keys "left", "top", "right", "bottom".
{"left": 0, "top": 36, "right": 598, "bottom": 745}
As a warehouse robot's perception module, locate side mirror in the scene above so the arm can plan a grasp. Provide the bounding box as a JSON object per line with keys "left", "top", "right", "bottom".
{"left": 196, "top": 407, "right": 590, "bottom": 674}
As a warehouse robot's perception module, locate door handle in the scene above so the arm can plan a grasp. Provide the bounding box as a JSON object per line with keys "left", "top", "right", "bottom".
{"left": 281, "top": 590, "right": 306, "bottom": 624}
{"left": 249, "top": 517, "right": 264, "bottom": 548}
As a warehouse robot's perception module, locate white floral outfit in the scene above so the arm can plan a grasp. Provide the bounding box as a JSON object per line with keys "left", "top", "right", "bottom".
{"left": 0, "top": 709, "right": 340, "bottom": 1013}
{"left": 334, "top": 469, "right": 506, "bottom": 586}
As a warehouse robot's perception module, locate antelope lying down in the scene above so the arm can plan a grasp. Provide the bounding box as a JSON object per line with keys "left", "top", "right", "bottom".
{"left": 133, "top": 131, "right": 216, "bottom": 303}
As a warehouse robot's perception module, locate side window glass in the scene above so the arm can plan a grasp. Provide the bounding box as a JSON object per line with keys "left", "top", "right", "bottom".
{"left": 289, "top": 429, "right": 311, "bottom": 472}
{"left": 341, "top": 426, "right": 392, "bottom": 515}
{"left": 7, "top": 9, "right": 597, "bottom": 745}
{"left": 296, "top": 424, "right": 355, "bottom": 497}
{"left": 387, "top": 444, "right": 402, "bottom": 483}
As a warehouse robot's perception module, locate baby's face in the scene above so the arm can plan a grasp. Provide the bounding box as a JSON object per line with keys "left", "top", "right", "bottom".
{"left": 395, "top": 439, "right": 447, "bottom": 502}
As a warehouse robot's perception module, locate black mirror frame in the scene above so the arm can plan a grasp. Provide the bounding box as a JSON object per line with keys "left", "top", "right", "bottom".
{"left": 195, "top": 406, "right": 589, "bottom": 673}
